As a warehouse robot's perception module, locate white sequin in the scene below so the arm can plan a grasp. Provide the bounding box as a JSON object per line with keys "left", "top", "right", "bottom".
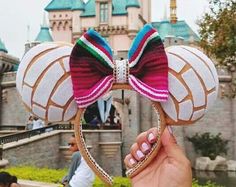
{"left": 48, "top": 106, "right": 63, "bottom": 122}
{"left": 182, "top": 69, "right": 205, "bottom": 107}
{"left": 178, "top": 100, "right": 193, "bottom": 120}
{"left": 64, "top": 100, "right": 77, "bottom": 121}
{"left": 169, "top": 73, "right": 188, "bottom": 102}
{"left": 51, "top": 76, "right": 74, "bottom": 106}
{"left": 33, "top": 62, "right": 64, "bottom": 107}
{"left": 161, "top": 96, "right": 178, "bottom": 122}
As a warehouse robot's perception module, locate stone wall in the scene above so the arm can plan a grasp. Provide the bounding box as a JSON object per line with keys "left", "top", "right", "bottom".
{"left": 3, "top": 132, "right": 60, "bottom": 168}
{"left": 0, "top": 72, "right": 28, "bottom": 128}
{"left": 3, "top": 130, "right": 123, "bottom": 176}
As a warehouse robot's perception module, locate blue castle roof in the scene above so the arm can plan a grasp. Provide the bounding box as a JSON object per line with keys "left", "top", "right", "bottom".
{"left": 45, "top": 0, "right": 131, "bottom": 16}
{"left": 0, "top": 39, "right": 8, "bottom": 53}
{"left": 152, "top": 20, "right": 200, "bottom": 42}
{"left": 35, "top": 26, "right": 53, "bottom": 42}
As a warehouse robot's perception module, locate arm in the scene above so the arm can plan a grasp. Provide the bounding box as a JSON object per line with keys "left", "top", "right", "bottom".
{"left": 69, "top": 157, "right": 95, "bottom": 187}
{"left": 66, "top": 152, "right": 82, "bottom": 182}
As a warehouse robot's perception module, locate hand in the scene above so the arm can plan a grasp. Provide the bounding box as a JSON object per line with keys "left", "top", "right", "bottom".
{"left": 124, "top": 127, "right": 192, "bottom": 187}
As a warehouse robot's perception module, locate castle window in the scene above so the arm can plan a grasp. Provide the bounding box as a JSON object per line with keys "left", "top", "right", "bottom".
{"left": 100, "top": 2, "right": 108, "bottom": 23}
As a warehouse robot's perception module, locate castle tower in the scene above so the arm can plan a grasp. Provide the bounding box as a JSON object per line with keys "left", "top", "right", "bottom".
{"left": 71, "top": 0, "right": 84, "bottom": 42}
{"left": 25, "top": 13, "right": 53, "bottom": 53}
{"left": 170, "top": 0, "right": 177, "bottom": 24}
{"left": 139, "top": 0, "right": 151, "bottom": 23}
{"left": 126, "top": 0, "right": 141, "bottom": 39}
{"left": 0, "top": 39, "right": 19, "bottom": 73}
{"left": 35, "top": 13, "right": 53, "bottom": 42}
{"left": 45, "top": 1, "right": 73, "bottom": 43}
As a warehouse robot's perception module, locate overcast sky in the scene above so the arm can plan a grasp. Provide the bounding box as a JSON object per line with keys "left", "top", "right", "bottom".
{"left": 0, "top": 0, "right": 209, "bottom": 59}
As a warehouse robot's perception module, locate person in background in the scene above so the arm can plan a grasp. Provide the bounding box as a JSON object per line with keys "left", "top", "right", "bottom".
{"left": 124, "top": 127, "right": 192, "bottom": 187}
{"left": 62, "top": 135, "right": 95, "bottom": 187}
{"left": 25, "top": 115, "right": 33, "bottom": 130}
{"left": 32, "top": 116, "right": 45, "bottom": 130}
{"left": 0, "top": 171, "right": 21, "bottom": 187}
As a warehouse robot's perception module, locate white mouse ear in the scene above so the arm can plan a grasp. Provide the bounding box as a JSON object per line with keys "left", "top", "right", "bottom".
{"left": 16, "top": 42, "right": 77, "bottom": 122}
{"left": 161, "top": 45, "right": 219, "bottom": 125}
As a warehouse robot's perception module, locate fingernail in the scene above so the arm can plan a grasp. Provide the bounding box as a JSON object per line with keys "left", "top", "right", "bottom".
{"left": 129, "top": 158, "right": 136, "bottom": 166}
{"left": 136, "top": 150, "right": 145, "bottom": 159}
{"left": 167, "top": 126, "right": 173, "bottom": 134}
{"left": 141, "top": 142, "right": 149, "bottom": 152}
{"left": 148, "top": 133, "right": 155, "bottom": 143}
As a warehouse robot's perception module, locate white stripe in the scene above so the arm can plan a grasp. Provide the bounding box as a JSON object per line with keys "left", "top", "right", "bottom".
{"left": 129, "top": 75, "right": 168, "bottom": 98}
{"left": 75, "top": 78, "right": 113, "bottom": 107}
{"left": 77, "top": 76, "right": 113, "bottom": 100}
{"left": 80, "top": 36, "right": 114, "bottom": 68}
{"left": 130, "top": 80, "right": 168, "bottom": 102}
{"left": 129, "top": 32, "right": 159, "bottom": 68}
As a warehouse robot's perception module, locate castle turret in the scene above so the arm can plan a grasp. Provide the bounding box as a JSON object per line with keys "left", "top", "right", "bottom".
{"left": 35, "top": 13, "right": 53, "bottom": 42}
{"left": 0, "top": 39, "right": 8, "bottom": 54}
{"left": 25, "top": 13, "right": 53, "bottom": 53}
{"left": 0, "top": 39, "right": 19, "bottom": 73}
{"left": 72, "top": 0, "right": 84, "bottom": 42}
{"left": 126, "top": 0, "right": 140, "bottom": 39}
{"left": 170, "top": 0, "right": 177, "bottom": 24}
{"left": 139, "top": 0, "right": 151, "bottom": 23}
{"left": 45, "top": 0, "right": 73, "bottom": 43}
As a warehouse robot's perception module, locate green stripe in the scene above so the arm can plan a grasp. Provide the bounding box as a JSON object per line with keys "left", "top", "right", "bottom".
{"left": 149, "top": 36, "right": 163, "bottom": 45}
{"left": 77, "top": 40, "right": 112, "bottom": 69}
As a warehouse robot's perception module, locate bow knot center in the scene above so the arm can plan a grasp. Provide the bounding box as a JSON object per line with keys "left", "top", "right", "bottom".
{"left": 113, "top": 59, "right": 129, "bottom": 83}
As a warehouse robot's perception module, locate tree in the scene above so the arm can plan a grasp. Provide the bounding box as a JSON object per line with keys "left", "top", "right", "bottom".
{"left": 187, "top": 132, "right": 229, "bottom": 160}
{"left": 198, "top": 0, "right": 236, "bottom": 66}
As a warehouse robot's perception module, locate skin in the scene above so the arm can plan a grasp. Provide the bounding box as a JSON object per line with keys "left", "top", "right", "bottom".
{"left": 68, "top": 137, "right": 79, "bottom": 153}
{"left": 124, "top": 127, "right": 192, "bottom": 187}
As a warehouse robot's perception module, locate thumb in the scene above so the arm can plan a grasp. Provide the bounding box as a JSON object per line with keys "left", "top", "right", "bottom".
{"left": 161, "top": 126, "right": 187, "bottom": 163}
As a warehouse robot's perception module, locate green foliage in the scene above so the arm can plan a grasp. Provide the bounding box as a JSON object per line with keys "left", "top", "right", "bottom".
{"left": 0, "top": 166, "right": 67, "bottom": 183}
{"left": 94, "top": 177, "right": 131, "bottom": 187}
{"left": 192, "top": 179, "right": 223, "bottom": 187}
{"left": 1, "top": 166, "right": 222, "bottom": 187}
{"left": 187, "top": 132, "right": 229, "bottom": 160}
{"left": 198, "top": 0, "right": 236, "bottom": 65}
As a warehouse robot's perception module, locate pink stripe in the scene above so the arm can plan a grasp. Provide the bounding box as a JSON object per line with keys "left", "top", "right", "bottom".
{"left": 84, "top": 33, "right": 113, "bottom": 63}
{"left": 130, "top": 75, "right": 168, "bottom": 93}
{"left": 76, "top": 77, "right": 113, "bottom": 107}
{"left": 76, "top": 83, "right": 113, "bottom": 107}
{"left": 76, "top": 76, "right": 113, "bottom": 100}
{"left": 130, "top": 29, "right": 156, "bottom": 63}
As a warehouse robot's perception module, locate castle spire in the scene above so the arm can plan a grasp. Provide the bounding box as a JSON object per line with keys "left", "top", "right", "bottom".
{"left": 170, "top": 0, "right": 177, "bottom": 24}
{"left": 163, "top": 2, "right": 168, "bottom": 21}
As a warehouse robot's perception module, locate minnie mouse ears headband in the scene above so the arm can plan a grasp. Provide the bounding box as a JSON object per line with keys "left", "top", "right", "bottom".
{"left": 70, "top": 24, "right": 169, "bottom": 108}
{"left": 16, "top": 24, "right": 219, "bottom": 185}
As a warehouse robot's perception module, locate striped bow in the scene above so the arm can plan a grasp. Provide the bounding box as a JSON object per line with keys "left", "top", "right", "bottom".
{"left": 70, "top": 24, "right": 168, "bottom": 108}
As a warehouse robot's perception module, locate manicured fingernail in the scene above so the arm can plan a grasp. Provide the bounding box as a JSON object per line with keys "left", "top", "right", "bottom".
{"left": 148, "top": 133, "right": 155, "bottom": 143}
{"left": 129, "top": 158, "right": 136, "bottom": 166}
{"left": 136, "top": 150, "right": 145, "bottom": 159}
{"left": 141, "top": 142, "right": 149, "bottom": 152}
{"left": 167, "top": 126, "right": 173, "bottom": 134}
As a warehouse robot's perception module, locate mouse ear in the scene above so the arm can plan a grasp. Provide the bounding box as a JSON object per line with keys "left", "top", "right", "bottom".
{"left": 160, "top": 45, "right": 219, "bottom": 125}
{"left": 16, "top": 42, "right": 77, "bottom": 122}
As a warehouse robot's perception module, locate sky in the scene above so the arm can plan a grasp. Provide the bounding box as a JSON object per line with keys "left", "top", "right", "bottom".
{"left": 0, "top": 0, "right": 209, "bottom": 59}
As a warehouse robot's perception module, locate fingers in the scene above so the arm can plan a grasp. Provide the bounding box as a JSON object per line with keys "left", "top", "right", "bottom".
{"left": 124, "top": 154, "right": 137, "bottom": 169}
{"left": 124, "top": 128, "right": 159, "bottom": 168}
{"left": 161, "top": 126, "right": 188, "bottom": 164}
